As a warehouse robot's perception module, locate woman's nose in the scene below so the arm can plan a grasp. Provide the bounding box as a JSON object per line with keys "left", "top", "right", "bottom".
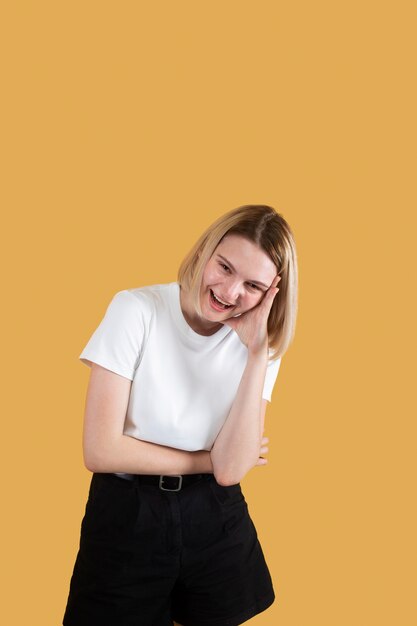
{"left": 223, "top": 280, "right": 244, "bottom": 304}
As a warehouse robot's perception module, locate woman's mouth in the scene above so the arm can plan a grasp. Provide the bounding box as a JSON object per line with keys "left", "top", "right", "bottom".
{"left": 209, "top": 289, "right": 234, "bottom": 311}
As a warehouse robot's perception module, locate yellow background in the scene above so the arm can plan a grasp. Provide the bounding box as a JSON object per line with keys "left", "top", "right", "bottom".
{"left": 1, "top": 1, "right": 416, "bottom": 625}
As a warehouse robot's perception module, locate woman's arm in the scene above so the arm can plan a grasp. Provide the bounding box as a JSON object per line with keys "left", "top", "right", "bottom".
{"left": 82, "top": 363, "right": 213, "bottom": 475}
{"left": 210, "top": 274, "right": 281, "bottom": 486}
{"left": 209, "top": 349, "right": 270, "bottom": 486}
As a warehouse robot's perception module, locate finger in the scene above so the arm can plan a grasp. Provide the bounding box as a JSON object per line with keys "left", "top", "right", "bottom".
{"left": 259, "top": 446, "right": 269, "bottom": 455}
{"left": 260, "top": 285, "right": 279, "bottom": 312}
{"left": 272, "top": 274, "right": 282, "bottom": 287}
{"left": 261, "top": 437, "right": 269, "bottom": 445}
{"left": 259, "top": 286, "right": 279, "bottom": 310}
{"left": 267, "top": 276, "right": 281, "bottom": 298}
{"left": 255, "top": 457, "right": 268, "bottom": 466}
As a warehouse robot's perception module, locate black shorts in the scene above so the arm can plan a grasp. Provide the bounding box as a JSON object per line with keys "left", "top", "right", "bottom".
{"left": 63, "top": 472, "right": 275, "bottom": 626}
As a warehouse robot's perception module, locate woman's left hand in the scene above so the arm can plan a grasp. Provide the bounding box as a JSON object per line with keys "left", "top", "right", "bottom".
{"left": 222, "top": 274, "right": 281, "bottom": 355}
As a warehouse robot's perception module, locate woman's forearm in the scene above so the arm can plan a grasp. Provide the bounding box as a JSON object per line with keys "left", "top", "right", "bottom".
{"left": 210, "top": 349, "right": 269, "bottom": 486}
{"left": 84, "top": 435, "right": 213, "bottom": 476}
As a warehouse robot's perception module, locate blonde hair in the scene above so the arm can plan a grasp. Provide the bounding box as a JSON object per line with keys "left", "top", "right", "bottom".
{"left": 177, "top": 205, "right": 298, "bottom": 360}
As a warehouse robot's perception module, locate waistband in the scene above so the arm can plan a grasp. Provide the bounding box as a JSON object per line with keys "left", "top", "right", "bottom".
{"left": 111, "top": 472, "right": 213, "bottom": 492}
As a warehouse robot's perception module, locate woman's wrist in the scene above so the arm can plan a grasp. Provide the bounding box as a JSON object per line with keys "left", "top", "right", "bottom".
{"left": 247, "top": 343, "right": 269, "bottom": 362}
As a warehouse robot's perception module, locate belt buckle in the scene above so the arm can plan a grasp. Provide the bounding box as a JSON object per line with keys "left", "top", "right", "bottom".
{"left": 159, "top": 475, "right": 183, "bottom": 492}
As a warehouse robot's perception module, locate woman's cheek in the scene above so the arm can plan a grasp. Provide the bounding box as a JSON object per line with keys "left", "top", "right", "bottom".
{"left": 253, "top": 292, "right": 265, "bottom": 308}
{"left": 207, "top": 268, "right": 223, "bottom": 283}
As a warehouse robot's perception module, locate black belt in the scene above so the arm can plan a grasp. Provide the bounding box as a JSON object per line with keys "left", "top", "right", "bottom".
{"left": 115, "top": 473, "right": 212, "bottom": 492}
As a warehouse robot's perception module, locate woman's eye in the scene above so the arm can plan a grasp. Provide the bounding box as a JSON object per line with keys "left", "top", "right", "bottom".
{"left": 220, "top": 263, "right": 230, "bottom": 272}
{"left": 248, "top": 283, "right": 260, "bottom": 291}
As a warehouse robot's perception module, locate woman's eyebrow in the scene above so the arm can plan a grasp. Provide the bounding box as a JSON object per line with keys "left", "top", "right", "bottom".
{"left": 217, "top": 254, "right": 270, "bottom": 289}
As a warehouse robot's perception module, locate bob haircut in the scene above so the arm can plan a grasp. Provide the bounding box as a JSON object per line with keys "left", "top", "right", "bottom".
{"left": 177, "top": 205, "right": 298, "bottom": 360}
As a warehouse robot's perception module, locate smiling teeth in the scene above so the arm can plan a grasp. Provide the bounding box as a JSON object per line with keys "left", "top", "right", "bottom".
{"left": 212, "top": 291, "right": 231, "bottom": 306}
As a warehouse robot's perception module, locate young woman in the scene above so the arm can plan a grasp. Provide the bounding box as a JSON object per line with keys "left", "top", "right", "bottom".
{"left": 63, "top": 204, "right": 298, "bottom": 626}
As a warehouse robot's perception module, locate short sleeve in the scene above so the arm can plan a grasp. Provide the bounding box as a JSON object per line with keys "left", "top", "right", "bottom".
{"left": 79, "top": 290, "right": 146, "bottom": 380}
{"left": 262, "top": 353, "right": 282, "bottom": 402}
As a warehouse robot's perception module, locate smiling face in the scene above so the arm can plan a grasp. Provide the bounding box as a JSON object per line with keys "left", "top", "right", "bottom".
{"left": 195, "top": 233, "right": 278, "bottom": 331}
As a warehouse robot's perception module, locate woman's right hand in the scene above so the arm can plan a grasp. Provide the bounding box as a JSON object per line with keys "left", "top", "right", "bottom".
{"left": 255, "top": 436, "right": 269, "bottom": 467}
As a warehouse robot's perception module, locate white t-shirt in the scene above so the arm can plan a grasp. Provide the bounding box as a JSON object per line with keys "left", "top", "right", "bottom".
{"left": 79, "top": 282, "right": 281, "bottom": 467}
